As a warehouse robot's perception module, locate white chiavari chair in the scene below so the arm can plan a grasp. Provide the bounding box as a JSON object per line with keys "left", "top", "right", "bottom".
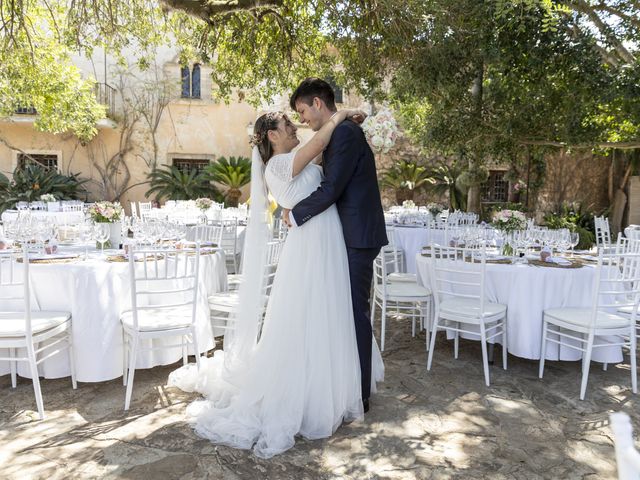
{"left": 129, "top": 201, "right": 139, "bottom": 218}
{"left": 383, "top": 226, "right": 414, "bottom": 282}
{"left": 216, "top": 219, "right": 240, "bottom": 274}
{"left": 539, "top": 251, "right": 640, "bottom": 400}
{"left": 138, "top": 201, "right": 153, "bottom": 219}
{"left": 0, "top": 247, "right": 77, "bottom": 419}
{"left": 208, "top": 240, "right": 283, "bottom": 337}
{"left": 595, "top": 215, "right": 613, "bottom": 252}
{"left": 371, "top": 250, "right": 432, "bottom": 351}
{"left": 610, "top": 412, "right": 640, "bottom": 480}
{"left": 427, "top": 244, "right": 507, "bottom": 386}
{"left": 192, "top": 224, "right": 224, "bottom": 246}
{"left": 120, "top": 245, "right": 202, "bottom": 410}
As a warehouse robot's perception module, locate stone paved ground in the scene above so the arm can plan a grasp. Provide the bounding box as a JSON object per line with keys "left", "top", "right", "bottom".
{"left": 1, "top": 322, "right": 637, "bottom": 479}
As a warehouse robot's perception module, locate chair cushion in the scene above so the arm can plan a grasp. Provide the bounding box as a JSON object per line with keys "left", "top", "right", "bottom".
{"left": 376, "top": 283, "right": 431, "bottom": 298}
{"left": 0, "top": 311, "right": 71, "bottom": 336}
{"left": 208, "top": 291, "right": 240, "bottom": 309}
{"left": 387, "top": 273, "right": 418, "bottom": 283}
{"left": 439, "top": 298, "right": 506, "bottom": 318}
{"left": 120, "top": 307, "right": 194, "bottom": 331}
{"left": 545, "top": 307, "right": 631, "bottom": 329}
{"left": 617, "top": 305, "right": 639, "bottom": 316}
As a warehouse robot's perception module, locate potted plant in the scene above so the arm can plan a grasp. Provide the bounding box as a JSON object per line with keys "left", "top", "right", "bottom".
{"left": 379, "top": 160, "right": 431, "bottom": 205}
{"left": 205, "top": 156, "right": 251, "bottom": 207}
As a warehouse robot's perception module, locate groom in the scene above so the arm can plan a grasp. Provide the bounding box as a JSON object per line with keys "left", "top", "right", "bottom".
{"left": 284, "top": 78, "right": 388, "bottom": 412}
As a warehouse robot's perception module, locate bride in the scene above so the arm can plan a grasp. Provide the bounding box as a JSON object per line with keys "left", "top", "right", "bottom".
{"left": 169, "top": 109, "right": 384, "bottom": 459}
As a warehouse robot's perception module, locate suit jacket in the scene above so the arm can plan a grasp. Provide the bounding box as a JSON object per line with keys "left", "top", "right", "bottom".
{"left": 291, "top": 119, "right": 388, "bottom": 249}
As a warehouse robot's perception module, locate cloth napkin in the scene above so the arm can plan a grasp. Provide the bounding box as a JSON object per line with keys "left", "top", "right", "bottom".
{"left": 546, "top": 256, "right": 571, "bottom": 266}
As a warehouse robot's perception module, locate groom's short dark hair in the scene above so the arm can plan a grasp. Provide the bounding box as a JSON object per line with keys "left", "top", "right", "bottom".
{"left": 290, "top": 78, "right": 336, "bottom": 111}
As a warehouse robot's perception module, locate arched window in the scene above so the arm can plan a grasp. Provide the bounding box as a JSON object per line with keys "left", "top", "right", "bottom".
{"left": 181, "top": 65, "right": 191, "bottom": 98}
{"left": 191, "top": 64, "right": 201, "bottom": 99}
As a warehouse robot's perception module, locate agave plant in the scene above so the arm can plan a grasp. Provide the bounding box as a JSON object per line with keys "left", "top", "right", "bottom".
{"left": 0, "top": 164, "right": 87, "bottom": 213}
{"left": 146, "top": 165, "right": 222, "bottom": 201}
{"left": 379, "top": 160, "right": 432, "bottom": 204}
{"left": 205, "top": 156, "right": 251, "bottom": 207}
{"left": 427, "top": 161, "right": 468, "bottom": 211}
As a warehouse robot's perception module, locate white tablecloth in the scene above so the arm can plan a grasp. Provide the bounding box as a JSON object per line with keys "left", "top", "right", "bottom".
{"left": 391, "top": 226, "right": 447, "bottom": 273}
{"left": 0, "top": 249, "right": 227, "bottom": 382}
{"left": 1, "top": 210, "right": 84, "bottom": 225}
{"left": 415, "top": 254, "right": 622, "bottom": 363}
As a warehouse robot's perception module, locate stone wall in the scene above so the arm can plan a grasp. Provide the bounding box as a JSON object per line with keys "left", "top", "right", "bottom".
{"left": 532, "top": 149, "right": 610, "bottom": 215}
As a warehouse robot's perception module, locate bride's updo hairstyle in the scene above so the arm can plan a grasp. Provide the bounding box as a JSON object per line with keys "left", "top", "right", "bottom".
{"left": 250, "top": 111, "right": 284, "bottom": 164}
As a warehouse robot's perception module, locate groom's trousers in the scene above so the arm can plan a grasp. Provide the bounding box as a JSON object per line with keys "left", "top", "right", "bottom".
{"left": 346, "top": 246, "right": 381, "bottom": 402}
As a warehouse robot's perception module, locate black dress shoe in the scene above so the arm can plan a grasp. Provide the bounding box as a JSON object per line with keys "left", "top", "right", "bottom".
{"left": 363, "top": 398, "right": 370, "bottom": 413}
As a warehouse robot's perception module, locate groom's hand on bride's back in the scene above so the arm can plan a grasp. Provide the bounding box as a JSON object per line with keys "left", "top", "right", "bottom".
{"left": 282, "top": 208, "right": 293, "bottom": 228}
{"left": 346, "top": 110, "right": 367, "bottom": 125}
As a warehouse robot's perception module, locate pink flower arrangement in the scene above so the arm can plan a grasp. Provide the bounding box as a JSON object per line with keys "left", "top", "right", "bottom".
{"left": 493, "top": 209, "right": 526, "bottom": 232}
{"left": 88, "top": 201, "right": 123, "bottom": 223}
{"left": 513, "top": 180, "right": 526, "bottom": 193}
{"left": 195, "top": 198, "right": 213, "bottom": 211}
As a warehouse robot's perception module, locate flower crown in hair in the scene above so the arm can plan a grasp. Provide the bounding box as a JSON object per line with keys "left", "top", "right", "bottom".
{"left": 249, "top": 112, "right": 283, "bottom": 147}
{"left": 249, "top": 131, "right": 266, "bottom": 148}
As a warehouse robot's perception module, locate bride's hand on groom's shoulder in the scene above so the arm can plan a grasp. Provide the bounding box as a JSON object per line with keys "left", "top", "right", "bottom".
{"left": 347, "top": 110, "right": 367, "bottom": 125}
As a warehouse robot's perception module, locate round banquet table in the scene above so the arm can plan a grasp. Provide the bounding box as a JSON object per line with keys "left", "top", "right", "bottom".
{"left": 1, "top": 209, "right": 85, "bottom": 225}
{"left": 390, "top": 226, "right": 447, "bottom": 274}
{"left": 0, "top": 247, "right": 228, "bottom": 382}
{"left": 415, "top": 254, "right": 622, "bottom": 363}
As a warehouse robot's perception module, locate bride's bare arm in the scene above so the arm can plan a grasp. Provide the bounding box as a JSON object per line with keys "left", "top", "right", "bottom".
{"left": 292, "top": 110, "right": 365, "bottom": 177}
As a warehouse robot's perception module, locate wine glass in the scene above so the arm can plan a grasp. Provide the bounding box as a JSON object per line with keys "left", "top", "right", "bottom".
{"left": 79, "top": 221, "right": 94, "bottom": 260}
{"left": 94, "top": 223, "right": 110, "bottom": 257}
{"left": 570, "top": 231, "right": 580, "bottom": 256}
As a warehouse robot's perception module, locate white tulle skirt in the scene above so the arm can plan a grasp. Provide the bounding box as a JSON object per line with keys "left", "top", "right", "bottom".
{"left": 169, "top": 205, "right": 384, "bottom": 458}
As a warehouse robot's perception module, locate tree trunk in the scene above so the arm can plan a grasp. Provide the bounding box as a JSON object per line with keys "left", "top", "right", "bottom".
{"left": 226, "top": 189, "right": 242, "bottom": 207}
{"left": 395, "top": 188, "right": 414, "bottom": 204}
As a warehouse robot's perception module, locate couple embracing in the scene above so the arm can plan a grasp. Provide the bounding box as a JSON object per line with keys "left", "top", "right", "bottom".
{"left": 170, "top": 78, "right": 388, "bottom": 458}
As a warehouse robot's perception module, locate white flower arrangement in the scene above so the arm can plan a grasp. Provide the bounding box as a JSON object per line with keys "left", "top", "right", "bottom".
{"left": 88, "top": 201, "right": 123, "bottom": 223}
{"left": 493, "top": 209, "right": 526, "bottom": 232}
{"left": 40, "top": 194, "right": 57, "bottom": 203}
{"left": 361, "top": 108, "right": 400, "bottom": 153}
{"left": 426, "top": 202, "right": 445, "bottom": 217}
{"left": 402, "top": 199, "right": 416, "bottom": 209}
{"left": 195, "top": 198, "right": 213, "bottom": 211}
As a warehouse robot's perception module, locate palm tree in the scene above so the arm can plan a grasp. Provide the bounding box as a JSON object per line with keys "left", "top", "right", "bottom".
{"left": 205, "top": 156, "right": 251, "bottom": 207}
{"left": 146, "top": 165, "right": 220, "bottom": 201}
{"left": 427, "top": 162, "right": 467, "bottom": 211}
{"left": 379, "top": 160, "right": 432, "bottom": 204}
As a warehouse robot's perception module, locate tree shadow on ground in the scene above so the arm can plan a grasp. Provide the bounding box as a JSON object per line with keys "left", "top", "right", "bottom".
{"left": 0, "top": 321, "right": 637, "bottom": 479}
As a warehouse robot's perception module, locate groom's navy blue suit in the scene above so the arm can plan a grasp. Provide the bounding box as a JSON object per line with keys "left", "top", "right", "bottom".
{"left": 291, "top": 119, "right": 388, "bottom": 401}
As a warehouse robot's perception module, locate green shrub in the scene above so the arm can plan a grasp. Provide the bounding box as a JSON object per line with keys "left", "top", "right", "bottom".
{"left": 204, "top": 156, "right": 251, "bottom": 207}
{"left": 146, "top": 165, "right": 223, "bottom": 202}
{"left": 0, "top": 164, "right": 87, "bottom": 213}
{"left": 543, "top": 202, "right": 596, "bottom": 250}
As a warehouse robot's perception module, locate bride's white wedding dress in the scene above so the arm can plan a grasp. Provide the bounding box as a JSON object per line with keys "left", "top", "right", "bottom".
{"left": 169, "top": 152, "right": 384, "bottom": 458}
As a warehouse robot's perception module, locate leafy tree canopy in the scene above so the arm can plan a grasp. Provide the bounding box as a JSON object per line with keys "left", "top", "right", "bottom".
{"left": 0, "top": 0, "right": 638, "bottom": 152}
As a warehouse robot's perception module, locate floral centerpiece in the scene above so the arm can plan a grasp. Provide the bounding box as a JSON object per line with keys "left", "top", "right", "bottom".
{"left": 361, "top": 108, "right": 400, "bottom": 153}
{"left": 402, "top": 199, "right": 416, "bottom": 209}
{"left": 88, "top": 201, "right": 123, "bottom": 223}
{"left": 493, "top": 209, "right": 526, "bottom": 232}
{"left": 40, "top": 193, "right": 57, "bottom": 203}
{"left": 87, "top": 201, "right": 124, "bottom": 249}
{"left": 493, "top": 209, "right": 527, "bottom": 256}
{"left": 426, "top": 202, "right": 445, "bottom": 217}
{"left": 195, "top": 197, "right": 213, "bottom": 211}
